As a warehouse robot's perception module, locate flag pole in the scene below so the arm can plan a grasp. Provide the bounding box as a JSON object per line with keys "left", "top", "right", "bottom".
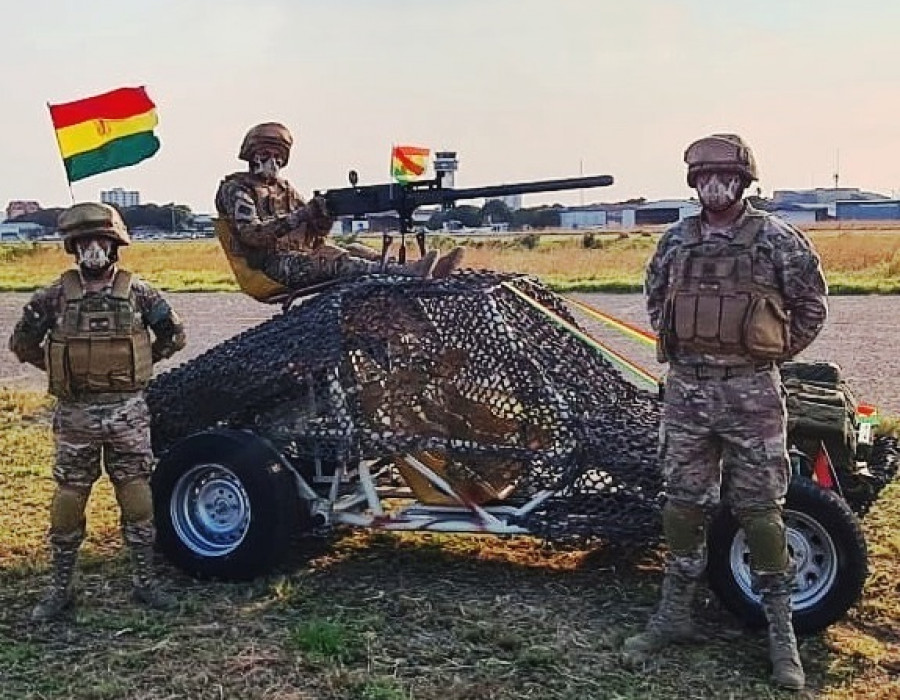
{"left": 47, "top": 102, "right": 75, "bottom": 204}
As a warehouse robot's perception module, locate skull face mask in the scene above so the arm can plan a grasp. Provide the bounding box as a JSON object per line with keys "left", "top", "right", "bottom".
{"left": 695, "top": 172, "right": 744, "bottom": 212}
{"left": 251, "top": 153, "right": 284, "bottom": 180}
{"left": 76, "top": 237, "right": 114, "bottom": 278}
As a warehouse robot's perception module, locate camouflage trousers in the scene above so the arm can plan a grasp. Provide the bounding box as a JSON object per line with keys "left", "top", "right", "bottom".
{"left": 263, "top": 246, "right": 376, "bottom": 290}
{"left": 660, "top": 365, "right": 790, "bottom": 510}
{"left": 50, "top": 393, "right": 156, "bottom": 549}
{"left": 659, "top": 365, "right": 792, "bottom": 580}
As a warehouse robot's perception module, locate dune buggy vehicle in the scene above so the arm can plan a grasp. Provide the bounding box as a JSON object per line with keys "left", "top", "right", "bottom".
{"left": 146, "top": 272, "right": 898, "bottom": 634}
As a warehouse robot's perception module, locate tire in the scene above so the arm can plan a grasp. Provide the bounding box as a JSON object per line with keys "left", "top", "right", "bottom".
{"left": 152, "top": 429, "right": 306, "bottom": 581}
{"left": 707, "top": 477, "right": 868, "bottom": 634}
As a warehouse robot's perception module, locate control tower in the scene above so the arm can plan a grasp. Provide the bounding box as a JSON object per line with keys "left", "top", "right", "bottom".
{"left": 434, "top": 151, "right": 458, "bottom": 188}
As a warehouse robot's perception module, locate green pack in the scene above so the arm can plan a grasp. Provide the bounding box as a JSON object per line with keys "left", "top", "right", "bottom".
{"left": 780, "top": 361, "right": 858, "bottom": 452}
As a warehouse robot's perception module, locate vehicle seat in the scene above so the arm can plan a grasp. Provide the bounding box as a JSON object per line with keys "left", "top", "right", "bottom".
{"left": 214, "top": 218, "right": 290, "bottom": 303}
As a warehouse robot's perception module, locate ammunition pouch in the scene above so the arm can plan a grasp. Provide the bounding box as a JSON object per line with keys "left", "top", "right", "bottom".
{"left": 664, "top": 212, "right": 790, "bottom": 361}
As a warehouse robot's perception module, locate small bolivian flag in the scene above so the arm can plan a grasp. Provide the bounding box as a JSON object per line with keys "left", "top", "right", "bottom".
{"left": 48, "top": 86, "right": 160, "bottom": 183}
{"left": 391, "top": 145, "right": 430, "bottom": 183}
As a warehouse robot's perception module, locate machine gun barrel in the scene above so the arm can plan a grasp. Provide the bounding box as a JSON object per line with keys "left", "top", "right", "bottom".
{"left": 319, "top": 173, "right": 615, "bottom": 223}
{"left": 431, "top": 174, "right": 614, "bottom": 206}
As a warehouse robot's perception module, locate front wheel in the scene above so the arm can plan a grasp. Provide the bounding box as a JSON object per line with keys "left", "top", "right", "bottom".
{"left": 152, "top": 429, "right": 305, "bottom": 581}
{"left": 707, "top": 477, "right": 867, "bottom": 634}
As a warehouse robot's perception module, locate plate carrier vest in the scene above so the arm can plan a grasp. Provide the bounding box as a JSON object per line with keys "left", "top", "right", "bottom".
{"left": 45, "top": 270, "right": 153, "bottom": 397}
{"left": 660, "top": 210, "right": 790, "bottom": 362}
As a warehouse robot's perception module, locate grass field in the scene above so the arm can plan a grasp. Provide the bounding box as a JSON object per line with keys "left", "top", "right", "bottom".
{"left": 2, "top": 226, "right": 900, "bottom": 293}
{"left": 1, "top": 388, "right": 898, "bottom": 699}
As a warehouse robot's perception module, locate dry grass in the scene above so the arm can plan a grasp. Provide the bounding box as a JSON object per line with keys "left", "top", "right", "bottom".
{"left": 3, "top": 227, "right": 900, "bottom": 294}
{"left": 1, "top": 388, "right": 898, "bottom": 699}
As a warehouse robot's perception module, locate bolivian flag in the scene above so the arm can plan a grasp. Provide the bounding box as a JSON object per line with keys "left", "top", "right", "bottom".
{"left": 391, "top": 145, "right": 430, "bottom": 183}
{"left": 48, "top": 86, "right": 160, "bottom": 183}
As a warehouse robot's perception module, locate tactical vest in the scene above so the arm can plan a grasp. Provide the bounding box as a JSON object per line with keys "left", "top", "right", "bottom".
{"left": 45, "top": 270, "right": 153, "bottom": 397}
{"left": 661, "top": 211, "right": 790, "bottom": 361}
{"left": 217, "top": 172, "right": 314, "bottom": 260}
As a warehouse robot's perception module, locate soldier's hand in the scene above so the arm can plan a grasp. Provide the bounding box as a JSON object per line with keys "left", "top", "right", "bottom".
{"left": 307, "top": 196, "right": 334, "bottom": 230}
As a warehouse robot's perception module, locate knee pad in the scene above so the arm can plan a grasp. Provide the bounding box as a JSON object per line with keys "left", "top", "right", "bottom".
{"left": 662, "top": 501, "right": 707, "bottom": 556}
{"left": 50, "top": 486, "right": 90, "bottom": 535}
{"left": 114, "top": 479, "right": 154, "bottom": 524}
{"left": 736, "top": 507, "right": 790, "bottom": 573}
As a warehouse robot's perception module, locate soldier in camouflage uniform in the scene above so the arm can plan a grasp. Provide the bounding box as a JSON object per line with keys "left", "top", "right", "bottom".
{"left": 622, "top": 135, "right": 828, "bottom": 690}
{"left": 214, "top": 122, "right": 464, "bottom": 291}
{"left": 9, "top": 202, "right": 187, "bottom": 622}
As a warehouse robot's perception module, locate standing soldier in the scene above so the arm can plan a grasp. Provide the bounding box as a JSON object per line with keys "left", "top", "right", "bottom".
{"left": 623, "top": 134, "right": 828, "bottom": 690}
{"left": 9, "top": 202, "right": 187, "bottom": 621}
{"left": 214, "top": 122, "right": 463, "bottom": 298}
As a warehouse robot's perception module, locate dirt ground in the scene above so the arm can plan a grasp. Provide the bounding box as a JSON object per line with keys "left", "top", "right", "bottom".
{"left": 2, "top": 291, "right": 898, "bottom": 414}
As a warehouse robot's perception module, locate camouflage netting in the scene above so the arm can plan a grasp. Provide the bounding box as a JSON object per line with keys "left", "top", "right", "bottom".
{"left": 146, "top": 272, "right": 898, "bottom": 544}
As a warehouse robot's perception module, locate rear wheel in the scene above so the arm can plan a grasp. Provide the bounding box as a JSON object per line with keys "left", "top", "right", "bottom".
{"left": 152, "top": 429, "right": 306, "bottom": 580}
{"left": 707, "top": 477, "right": 867, "bottom": 634}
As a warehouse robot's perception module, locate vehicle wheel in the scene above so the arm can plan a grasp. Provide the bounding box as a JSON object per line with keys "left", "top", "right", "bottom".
{"left": 152, "top": 429, "right": 306, "bottom": 581}
{"left": 707, "top": 477, "right": 867, "bottom": 634}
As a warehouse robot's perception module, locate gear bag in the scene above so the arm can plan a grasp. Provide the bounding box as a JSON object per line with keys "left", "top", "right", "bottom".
{"left": 45, "top": 270, "right": 152, "bottom": 397}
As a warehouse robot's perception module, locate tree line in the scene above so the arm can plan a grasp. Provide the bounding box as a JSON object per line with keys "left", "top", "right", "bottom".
{"left": 9, "top": 199, "right": 567, "bottom": 235}
{"left": 8, "top": 203, "right": 195, "bottom": 232}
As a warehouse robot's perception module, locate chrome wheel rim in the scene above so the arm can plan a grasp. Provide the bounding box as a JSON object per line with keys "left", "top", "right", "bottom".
{"left": 729, "top": 509, "right": 838, "bottom": 610}
{"left": 170, "top": 463, "right": 251, "bottom": 557}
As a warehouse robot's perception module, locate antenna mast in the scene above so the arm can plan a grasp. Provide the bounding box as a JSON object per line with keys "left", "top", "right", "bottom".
{"left": 833, "top": 148, "right": 840, "bottom": 189}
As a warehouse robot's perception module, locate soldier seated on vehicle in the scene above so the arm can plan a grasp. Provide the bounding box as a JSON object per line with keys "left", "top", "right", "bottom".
{"left": 214, "top": 122, "right": 465, "bottom": 301}
{"left": 8, "top": 202, "right": 187, "bottom": 622}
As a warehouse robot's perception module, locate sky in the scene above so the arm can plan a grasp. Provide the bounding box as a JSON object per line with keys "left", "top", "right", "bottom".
{"left": 3, "top": 0, "right": 900, "bottom": 213}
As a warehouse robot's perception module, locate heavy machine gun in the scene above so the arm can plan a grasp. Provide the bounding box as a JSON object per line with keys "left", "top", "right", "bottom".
{"left": 316, "top": 170, "right": 614, "bottom": 261}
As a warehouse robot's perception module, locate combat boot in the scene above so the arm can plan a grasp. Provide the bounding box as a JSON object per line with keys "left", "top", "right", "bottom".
{"left": 31, "top": 543, "right": 79, "bottom": 622}
{"left": 432, "top": 247, "right": 465, "bottom": 278}
{"left": 621, "top": 569, "right": 698, "bottom": 667}
{"left": 130, "top": 545, "right": 177, "bottom": 611}
{"left": 383, "top": 250, "right": 438, "bottom": 279}
{"left": 762, "top": 592, "right": 805, "bottom": 690}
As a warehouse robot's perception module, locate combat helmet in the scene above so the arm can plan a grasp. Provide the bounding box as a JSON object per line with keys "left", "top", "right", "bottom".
{"left": 59, "top": 202, "right": 130, "bottom": 254}
{"left": 684, "top": 134, "right": 758, "bottom": 187}
{"left": 238, "top": 122, "right": 293, "bottom": 165}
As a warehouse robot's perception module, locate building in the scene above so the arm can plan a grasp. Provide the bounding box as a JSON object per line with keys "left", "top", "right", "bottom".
{"left": 621, "top": 200, "right": 700, "bottom": 227}
{"left": 101, "top": 187, "right": 141, "bottom": 208}
{"left": 560, "top": 207, "right": 608, "bottom": 229}
{"left": 773, "top": 188, "right": 888, "bottom": 206}
{"left": 5, "top": 200, "right": 41, "bottom": 220}
{"left": 560, "top": 199, "right": 699, "bottom": 229}
{"left": 0, "top": 222, "right": 43, "bottom": 241}
{"left": 434, "top": 151, "right": 458, "bottom": 189}
{"left": 492, "top": 194, "right": 522, "bottom": 211}
{"left": 835, "top": 200, "right": 900, "bottom": 221}
{"left": 769, "top": 203, "right": 830, "bottom": 225}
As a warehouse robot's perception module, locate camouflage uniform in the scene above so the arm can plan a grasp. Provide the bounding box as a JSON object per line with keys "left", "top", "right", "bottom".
{"left": 215, "top": 123, "right": 458, "bottom": 294}
{"left": 9, "top": 208, "right": 186, "bottom": 620}
{"left": 623, "top": 135, "right": 827, "bottom": 691}
{"left": 214, "top": 170, "right": 376, "bottom": 288}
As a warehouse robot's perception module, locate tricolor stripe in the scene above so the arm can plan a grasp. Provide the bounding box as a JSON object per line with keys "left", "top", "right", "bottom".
{"left": 48, "top": 86, "right": 160, "bottom": 183}
{"left": 55, "top": 111, "right": 158, "bottom": 159}
{"left": 391, "top": 145, "right": 429, "bottom": 182}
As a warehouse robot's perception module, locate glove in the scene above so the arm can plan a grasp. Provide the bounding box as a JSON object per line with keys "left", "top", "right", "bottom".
{"left": 286, "top": 197, "right": 333, "bottom": 231}
{"left": 307, "top": 195, "right": 334, "bottom": 232}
